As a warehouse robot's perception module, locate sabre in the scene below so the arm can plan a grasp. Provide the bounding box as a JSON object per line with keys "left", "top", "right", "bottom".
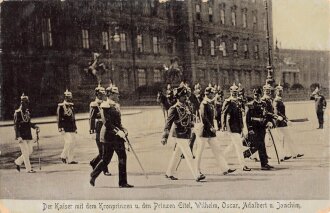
{"left": 35, "top": 129, "right": 41, "bottom": 170}
{"left": 124, "top": 136, "right": 148, "bottom": 179}
{"left": 267, "top": 128, "right": 280, "bottom": 164}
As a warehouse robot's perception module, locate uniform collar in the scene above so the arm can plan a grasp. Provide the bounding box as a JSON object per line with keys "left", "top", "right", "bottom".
{"left": 63, "top": 100, "right": 73, "bottom": 105}
{"left": 95, "top": 97, "right": 103, "bottom": 104}
{"left": 204, "top": 96, "right": 213, "bottom": 103}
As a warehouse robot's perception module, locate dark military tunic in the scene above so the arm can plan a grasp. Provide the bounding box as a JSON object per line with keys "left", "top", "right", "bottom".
{"left": 214, "top": 94, "right": 224, "bottom": 129}
{"left": 221, "top": 97, "right": 244, "bottom": 134}
{"left": 57, "top": 101, "right": 77, "bottom": 132}
{"left": 163, "top": 102, "right": 193, "bottom": 139}
{"left": 200, "top": 98, "right": 216, "bottom": 138}
{"left": 91, "top": 100, "right": 128, "bottom": 186}
{"left": 273, "top": 96, "right": 287, "bottom": 127}
{"left": 14, "top": 108, "right": 36, "bottom": 140}
{"left": 245, "top": 100, "right": 273, "bottom": 167}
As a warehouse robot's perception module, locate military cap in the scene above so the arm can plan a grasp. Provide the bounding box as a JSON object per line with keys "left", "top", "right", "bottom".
{"left": 20, "top": 93, "right": 29, "bottom": 101}
{"left": 230, "top": 83, "right": 239, "bottom": 92}
{"left": 253, "top": 88, "right": 262, "bottom": 95}
{"left": 263, "top": 83, "right": 273, "bottom": 90}
{"left": 64, "top": 89, "right": 72, "bottom": 97}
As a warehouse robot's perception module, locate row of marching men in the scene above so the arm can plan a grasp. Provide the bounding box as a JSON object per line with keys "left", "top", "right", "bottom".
{"left": 13, "top": 84, "right": 134, "bottom": 188}
{"left": 160, "top": 81, "right": 304, "bottom": 182}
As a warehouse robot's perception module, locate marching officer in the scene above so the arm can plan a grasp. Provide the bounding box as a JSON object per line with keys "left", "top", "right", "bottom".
{"left": 214, "top": 86, "right": 224, "bottom": 130}
{"left": 246, "top": 88, "right": 274, "bottom": 170}
{"left": 14, "top": 93, "right": 40, "bottom": 173}
{"left": 57, "top": 89, "right": 78, "bottom": 164}
{"left": 89, "top": 84, "right": 111, "bottom": 176}
{"left": 90, "top": 84, "right": 133, "bottom": 188}
{"left": 166, "top": 84, "right": 177, "bottom": 106}
{"left": 222, "top": 83, "right": 251, "bottom": 171}
{"left": 195, "top": 85, "right": 236, "bottom": 178}
{"left": 273, "top": 83, "right": 304, "bottom": 160}
{"left": 161, "top": 84, "right": 203, "bottom": 181}
{"left": 310, "top": 87, "right": 327, "bottom": 129}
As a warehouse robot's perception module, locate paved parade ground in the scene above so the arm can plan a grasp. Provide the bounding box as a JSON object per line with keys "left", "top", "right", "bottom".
{"left": 0, "top": 101, "right": 329, "bottom": 200}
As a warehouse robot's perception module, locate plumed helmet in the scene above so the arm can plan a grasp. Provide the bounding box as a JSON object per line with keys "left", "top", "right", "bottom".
{"left": 230, "top": 83, "right": 239, "bottom": 92}
{"left": 275, "top": 82, "right": 283, "bottom": 91}
{"left": 253, "top": 88, "right": 262, "bottom": 95}
{"left": 64, "top": 89, "right": 72, "bottom": 97}
{"left": 204, "top": 86, "right": 216, "bottom": 95}
{"left": 263, "top": 82, "right": 273, "bottom": 90}
{"left": 95, "top": 83, "right": 106, "bottom": 95}
{"left": 20, "top": 93, "right": 29, "bottom": 102}
{"left": 174, "top": 85, "right": 188, "bottom": 98}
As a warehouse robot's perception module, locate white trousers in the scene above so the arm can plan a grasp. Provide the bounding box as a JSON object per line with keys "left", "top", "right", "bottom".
{"left": 272, "top": 127, "right": 298, "bottom": 158}
{"left": 223, "top": 133, "right": 246, "bottom": 169}
{"left": 266, "top": 128, "right": 286, "bottom": 160}
{"left": 61, "top": 132, "right": 77, "bottom": 163}
{"left": 195, "top": 136, "right": 229, "bottom": 173}
{"left": 166, "top": 138, "right": 198, "bottom": 179}
{"left": 15, "top": 140, "right": 34, "bottom": 172}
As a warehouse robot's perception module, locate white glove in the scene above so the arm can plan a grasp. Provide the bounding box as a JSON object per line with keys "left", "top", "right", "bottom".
{"left": 116, "top": 130, "right": 126, "bottom": 139}
{"left": 17, "top": 137, "right": 23, "bottom": 142}
{"left": 266, "top": 122, "right": 273, "bottom": 128}
{"left": 277, "top": 116, "right": 283, "bottom": 121}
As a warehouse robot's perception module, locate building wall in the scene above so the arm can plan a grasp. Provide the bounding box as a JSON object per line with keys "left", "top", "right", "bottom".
{"left": 0, "top": 0, "right": 273, "bottom": 119}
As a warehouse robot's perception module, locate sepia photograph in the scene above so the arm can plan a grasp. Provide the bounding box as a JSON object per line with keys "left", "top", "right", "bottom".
{"left": 0, "top": 0, "right": 329, "bottom": 212}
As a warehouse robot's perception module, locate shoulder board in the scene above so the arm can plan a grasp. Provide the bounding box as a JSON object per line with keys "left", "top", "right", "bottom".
{"left": 58, "top": 103, "right": 64, "bottom": 106}
{"left": 100, "top": 102, "right": 109, "bottom": 108}
{"left": 246, "top": 101, "right": 254, "bottom": 108}
{"left": 67, "top": 103, "right": 74, "bottom": 106}
{"left": 90, "top": 101, "right": 98, "bottom": 107}
{"left": 201, "top": 99, "right": 208, "bottom": 104}
{"left": 15, "top": 109, "right": 21, "bottom": 113}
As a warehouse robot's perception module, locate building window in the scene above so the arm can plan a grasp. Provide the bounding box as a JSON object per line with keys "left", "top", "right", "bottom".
{"left": 138, "top": 69, "right": 146, "bottom": 86}
{"left": 102, "top": 31, "right": 109, "bottom": 50}
{"left": 123, "top": 70, "right": 129, "bottom": 88}
{"left": 244, "top": 43, "right": 249, "bottom": 59}
{"left": 209, "top": 7, "right": 213, "bottom": 22}
{"left": 82, "top": 29, "right": 89, "bottom": 49}
{"left": 42, "top": 18, "right": 53, "bottom": 47}
{"left": 197, "top": 38, "right": 203, "bottom": 55}
{"left": 220, "top": 9, "right": 225, "bottom": 25}
{"left": 196, "top": 4, "right": 201, "bottom": 21}
{"left": 154, "top": 69, "right": 161, "bottom": 82}
{"left": 231, "top": 10, "right": 236, "bottom": 26}
{"left": 210, "top": 40, "right": 215, "bottom": 56}
{"left": 137, "top": 34, "right": 143, "bottom": 53}
{"left": 242, "top": 9, "right": 247, "bottom": 28}
{"left": 167, "top": 38, "right": 174, "bottom": 54}
{"left": 153, "top": 36, "right": 159, "bottom": 54}
{"left": 254, "top": 44, "right": 259, "bottom": 59}
{"left": 263, "top": 15, "right": 267, "bottom": 31}
{"left": 233, "top": 42, "right": 238, "bottom": 57}
{"left": 120, "top": 33, "right": 127, "bottom": 52}
{"left": 253, "top": 13, "right": 257, "bottom": 29}
{"left": 220, "top": 41, "right": 227, "bottom": 56}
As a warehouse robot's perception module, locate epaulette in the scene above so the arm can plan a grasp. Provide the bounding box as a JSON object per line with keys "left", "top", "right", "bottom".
{"left": 100, "top": 102, "right": 110, "bottom": 108}
{"left": 246, "top": 101, "right": 254, "bottom": 109}
{"left": 89, "top": 101, "right": 98, "bottom": 107}
{"left": 273, "top": 96, "right": 282, "bottom": 102}
{"left": 14, "top": 109, "right": 21, "bottom": 113}
{"left": 201, "top": 99, "right": 208, "bottom": 104}
{"left": 58, "top": 103, "right": 64, "bottom": 106}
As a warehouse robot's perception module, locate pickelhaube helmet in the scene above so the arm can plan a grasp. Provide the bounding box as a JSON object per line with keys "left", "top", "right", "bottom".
{"left": 106, "top": 82, "right": 119, "bottom": 94}
{"left": 263, "top": 82, "right": 272, "bottom": 91}
{"left": 20, "top": 93, "right": 29, "bottom": 102}
{"left": 95, "top": 83, "right": 106, "bottom": 95}
{"left": 174, "top": 84, "right": 188, "bottom": 98}
{"left": 275, "top": 82, "right": 283, "bottom": 91}
{"left": 229, "top": 83, "right": 239, "bottom": 92}
{"left": 238, "top": 83, "right": 245, "bottom": 93}
{"left": 64, "top": 89, "right": 72, "bottom": 97}
{"left": 204, "top": 85, "right": 216, "bottom": 95}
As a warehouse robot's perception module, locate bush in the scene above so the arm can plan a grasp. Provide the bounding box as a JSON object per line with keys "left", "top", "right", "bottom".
{"left": 136, "top": 83, "right": 164, "bottom": 96}
{"left": 291, "top": 83, "right": 304, "bottom": 90}
{"left": 283, "top": 83, "right": 290, "bottom": 90}
{"left": 310, "top": 83, "right": 320, "bottom": 91}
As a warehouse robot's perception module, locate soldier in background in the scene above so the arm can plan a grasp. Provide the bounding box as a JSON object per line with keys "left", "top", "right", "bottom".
{"left": 57, "top": 89, "right": 78, "bottom": 164}
{"left": 14, "top": 93, "right": 40, "bottom": 173}
{"left": 222, "top": 83, "right": 251, "bottom": 171}
{"left": 246, "top": 88, "right": 274, "bottom": 170}
{"left": 89, "top": 84, "right": 111, "bottom": 176}
{"left": 310, "top": 87, "right": 327, "bottom": 129}
{"left": 214, "top": 87, "right": 224, "bottom": 131}
{"left": 90, "top": 84, "right": 133, "bottom": 188}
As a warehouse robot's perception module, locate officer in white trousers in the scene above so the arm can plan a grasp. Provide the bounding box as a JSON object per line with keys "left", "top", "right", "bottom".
{"left": 222, "top": 83, "right": 251, "bottom": 171}
{"left": 195, "top": 86, "right": 236, "bottom": 178}
{"left": 57, "top": 89, "right": 78, "bottom": 164}
{"left": 14, "top": 93, "right": 40, "bottom": 173}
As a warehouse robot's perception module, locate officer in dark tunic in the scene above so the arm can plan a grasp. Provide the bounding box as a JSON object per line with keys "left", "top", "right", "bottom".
{"left": 89, "top": 84, "right": 111, "bottom": 176}
{"left": 90, "top": 85, "right": 133, "bottom": 188}
{"left": 310, "top": 87, "right": 327, "bottom": 129}
{"left": 222, "top": 83, "right": 251, "bottom": 171}
{"left": 57, "top": 89, "right": 78, "bottom": 164}
{"left": 246, "top": 88, "right": 274, "bottom": 170}
{"left": 161, "top": 85, "right": 203, "bottom": 181}
{"left": 14, "top": 93, "right": 39, "bottom": 173}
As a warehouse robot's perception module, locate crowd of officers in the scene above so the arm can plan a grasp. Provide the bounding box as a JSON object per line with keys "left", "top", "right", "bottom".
{"left": 12, "top": 79, "right": 326, "bottom": 185}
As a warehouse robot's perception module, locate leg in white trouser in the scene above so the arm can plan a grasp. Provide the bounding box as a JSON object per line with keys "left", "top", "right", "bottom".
{"left": 66, "top": 133, "right": 76, "bottom": 163}
{"left": 229, "top": 133, "right": 246, "bottom": 169}
{"left": 61, "top": 132, "right": 71, "bottom": 160}
{"left": 269, "top": 128, "right": 286, "bottom": 159}
{"left": 194, "top": 136, "right": 206, "bottom": 174}
{"left": 15, "top": 140, "right": 33, "bottom": 172}
{"left": 277, "top": 127, "right": 298, "bottom": 157}
{"left": 208, "top": 137, "right": 230, "bottom": 172}
{"left": 166, "top": 138, "right": 197, "bottom": 179}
